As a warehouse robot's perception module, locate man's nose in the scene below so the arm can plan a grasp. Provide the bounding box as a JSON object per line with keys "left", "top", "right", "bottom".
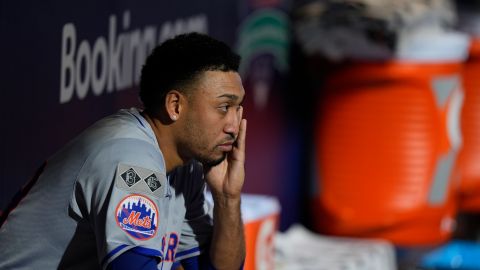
{"left": 224, "top": 109, "right": 241, "bottom": 136}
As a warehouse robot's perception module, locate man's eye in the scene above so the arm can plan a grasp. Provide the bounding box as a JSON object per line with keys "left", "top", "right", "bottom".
{"left": 219, "top": 105, "right": 229, "bottom": 112}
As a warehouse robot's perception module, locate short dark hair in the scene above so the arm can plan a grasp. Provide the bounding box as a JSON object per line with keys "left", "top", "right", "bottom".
{"left": 140, "top": 32, "right": 241, "bottom": 111}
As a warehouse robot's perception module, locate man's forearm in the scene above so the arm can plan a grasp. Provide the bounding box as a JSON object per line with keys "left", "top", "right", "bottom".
{"left": 210, "top": 193, "right": 245, "bottom": 270}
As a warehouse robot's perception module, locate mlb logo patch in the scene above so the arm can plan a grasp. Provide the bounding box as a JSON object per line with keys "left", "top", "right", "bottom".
{"left": 115, "top": 194, "right": 158, "bottom": 240}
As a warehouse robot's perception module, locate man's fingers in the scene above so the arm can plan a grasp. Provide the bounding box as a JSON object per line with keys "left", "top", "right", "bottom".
{"left": 236, "top": 118, "right": 247, "bottom": 153}
{"left": 238, "top": 106, "right": 244, "bottom": 122}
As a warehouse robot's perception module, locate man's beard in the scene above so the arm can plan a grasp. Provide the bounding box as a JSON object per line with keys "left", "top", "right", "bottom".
{"left": 199, "top": 152, "right": 227, "bottom": 168}
{"left": 178, "top": 138, "right": 228, "bottom": 168}
{"left": 182, "top": 117, "right": 231, "bottom": 168}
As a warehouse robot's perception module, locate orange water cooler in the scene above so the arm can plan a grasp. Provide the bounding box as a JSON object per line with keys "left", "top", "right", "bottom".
{"left": 457, "top": 38, "right": 480, "bottom": 212}
{"left": 311, "top": 32, "right": 469, "bottom": 246}
{"left": 242, "top": 194, "right": 280, "bottom": 270}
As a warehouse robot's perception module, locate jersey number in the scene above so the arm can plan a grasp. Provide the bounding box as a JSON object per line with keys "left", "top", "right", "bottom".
{"left": 162, "top": 232, "right": 179, "bottom": 261}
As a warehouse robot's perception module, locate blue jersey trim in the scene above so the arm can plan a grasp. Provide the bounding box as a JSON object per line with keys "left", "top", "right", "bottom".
{"left": 131, "top": 246, "right": 163, "bottom": 257}
{"left": 108, "top": 248, "right": 159, "bottom": 270}
{"left": 102, "top": 245, "right": 163, "bottom": 267}
{"left": 102, "top": 244, "right": 129, "bottom": 266}
{"left": 171, "top": 261, "right": 182, "bottom": 269}
{"left": 180, "top": 256, "right": 200, "bottom": 270}
{"left": 129, "top": 111, "right": 146, "bottom": 128}
{"left": 176, "top": 247, "right": 200, "bottom": 259}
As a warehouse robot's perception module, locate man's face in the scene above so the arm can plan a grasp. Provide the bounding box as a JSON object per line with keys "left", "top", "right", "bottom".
{"left": 178, "top": 70, "right": 245, "bottom": 167}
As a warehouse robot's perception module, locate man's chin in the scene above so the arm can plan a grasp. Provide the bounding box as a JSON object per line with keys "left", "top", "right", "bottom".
{"left": 201, "top": 153, "right": 227, "bottom": 167}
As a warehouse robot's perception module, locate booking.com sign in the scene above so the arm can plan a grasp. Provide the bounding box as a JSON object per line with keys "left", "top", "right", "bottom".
{"left": 59, "top": 10, "right": 207, "bottom": 104}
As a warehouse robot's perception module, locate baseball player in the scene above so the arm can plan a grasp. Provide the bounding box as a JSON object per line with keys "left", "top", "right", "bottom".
{"left": 0, "top": 33, "right": 246, "bottom": 270}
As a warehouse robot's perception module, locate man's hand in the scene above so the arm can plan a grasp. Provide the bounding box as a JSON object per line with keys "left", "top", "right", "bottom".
{"left": 203, "top": 111, "right": 247, "bottom": 270}
{"left": 204, "top": 116, "right": 247, "bottom": 198}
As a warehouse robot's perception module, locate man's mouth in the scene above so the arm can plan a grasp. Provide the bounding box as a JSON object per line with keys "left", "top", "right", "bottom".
{"left": 217, "top": 141, "right": 234, "bottom": 151}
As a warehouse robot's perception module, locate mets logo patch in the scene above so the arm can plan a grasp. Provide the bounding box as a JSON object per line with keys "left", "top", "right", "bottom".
{"left": 115, "top": 194, "right": 158, "bottom": 240}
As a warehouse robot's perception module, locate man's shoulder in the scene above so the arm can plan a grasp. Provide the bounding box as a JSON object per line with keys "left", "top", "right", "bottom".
{"left": 84, "top": 137, "right": 165, "bottom": 174}
{"left": 58, "top": 108, "right": 157, "bottom": 161}
{"left": 85, "top": 108, "right": 154, "bottom": 143}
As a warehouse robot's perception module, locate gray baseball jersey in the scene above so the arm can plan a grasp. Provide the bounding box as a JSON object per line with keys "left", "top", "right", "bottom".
{"left": 0, "top": 108, "right": 213, "bottom": 270}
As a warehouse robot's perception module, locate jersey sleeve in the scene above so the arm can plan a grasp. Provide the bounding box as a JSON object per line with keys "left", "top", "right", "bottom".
{"left": 69, "top": 138, "right": 168, "bottom": 269}
{"left": 175, "top": 161, "right": 214, "bottom": 261}
{"left": 107, "top": 248, "right": 159, "bottom": 270}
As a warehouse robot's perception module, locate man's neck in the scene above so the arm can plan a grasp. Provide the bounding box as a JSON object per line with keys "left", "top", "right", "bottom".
{"left": 141, "top": 111, "right": 184, "bottom": 173}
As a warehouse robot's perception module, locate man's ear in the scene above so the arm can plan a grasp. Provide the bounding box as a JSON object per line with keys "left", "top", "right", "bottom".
{"left": 164, "top": 90, "right": 184, "bottom": 122}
